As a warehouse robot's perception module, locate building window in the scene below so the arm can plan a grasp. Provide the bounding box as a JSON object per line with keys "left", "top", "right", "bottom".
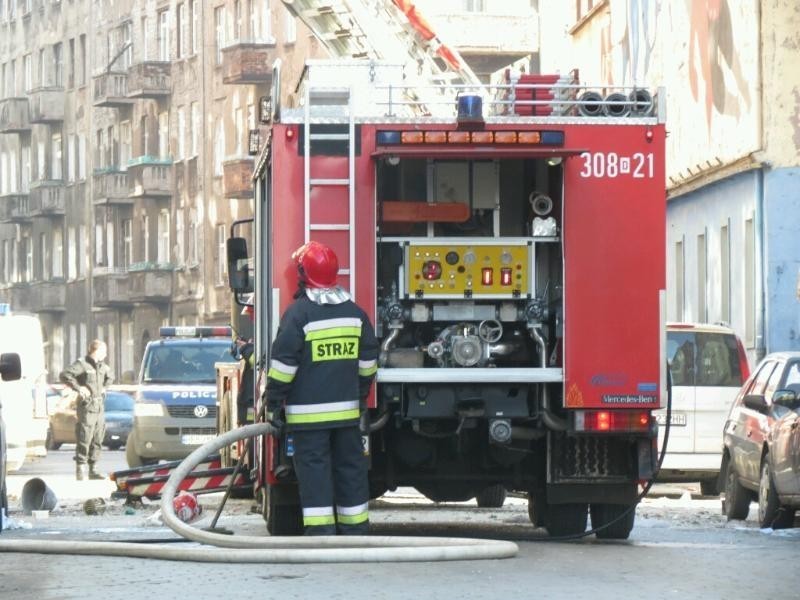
{"left": 53, "top": 228, "right": 63, "bottom": 277}
{"left": 260, "top": 0, "right": 272, "bottom": 42}
{"left": 79, "top": 324, "right": 87, "bottom": 361}
{"left": 121, "top": 22, "right": 133, "bottom": 69}
{"left": 215, "top": 6, "right": 225, "bottom": 64}
{"left": 69, "top": 324, "right": 77, "bottom": 363}
{"left": 696, "top": 232, "right": 706, "bottom": 323}
{"left": 37, "top": 141, "right": 45, "bottom": 180}
{"left": 10, "top": 239, "right": 18, "bottom": 283}
{"left": 175, "top": 209, "right": 184, "bottom": 265}
{"left": 190, "top": 102, "right": 199, "bottom": 156}
{"left": 53, "top": 43, "right": 63, "bottom": 87}
{"left": 157, "top": 210, "right": 170, "bottom": 264}
{"left": 216, "top": 224, "right": 226, "bottom": 284}
{"left": 158, "top": 111, "right": 169, "bottom": 159}
{"left": 120, "top": 121, "right": 131, "bottom": 169}
{"left": 23, "top": 53, "right": 31, "bottom": 92}
{"left": 78, "top": 134, "right": 86, "bottom": 179}
{"left": 575, "top": 0, "right": 596, "bottom": 22}
{"left": 142, "top": 215, "right": 150, "bottom": 262}
{"left": 68, "top": 38, "right": 75, "bottom": 88}
{"left": 675, "top": 239, "right": 684, "bottom": 322}
{"left": 51, "top": 133, "right": 62, "bottom": 180}
{"left": 214, "top": 118, "right": 225, "bottom": 176}
{"left": 79, "top": 34, "right": 86, "bottom": 86}
{"left": 191, "top": 0, "right": 199, "bottom": 54}
{"left": 720, "top": 222, "right": 730, "bottom": 324}
{"left": 67, "top": 226, "right": 76, "bottom": 280}
{"left": 177, "top": 106, "right": 185, "bottom": 160}
{"left": 104, "top": 222, "right": 114, "bottom": 269}
{"left": 142, "top": 16, "right": 149, "bottom": 62}
{"left": 94, "top": 223, "right": 104, "bottom": 266}
{"left": 233, "top": 0, "right": 242, "bottom": 41}
{"left": 23, "top": 236, "right": 32, "bottom": 283}
{"left": 285, "top": 8, "right": 296, "bottom": 43}
{"left": 2, "top": 240, "right": 8, "bottom": 284}
{"left": 744, "top": 217, "right": 755, "bottom": 346}
{"left": 39, "top": 233, "right": 48, "bottom": 280}
{"left": 78, "top": 225, "right": 87, "bottom": 277}
{"left": 122, "top": 218, "right": 133, "bottom": 268}
{"left": 67, "top": 133, "right": 75, "bottom": 182}
{"left": 189, "top": 210, "right": 198, "bottom": 265}
{"left": 177, "top": 3, "right": 187, "bottom": 58}
{"left": 140, "top": 115, "right": 149, "bottom": 156}
{"left": 21, "top": 144, "right": 30, "bottom": 192}
{"left": 158, "top": 10, "right": 169, "bottom": 61}
{"left": 234, "top": 107, "right": 243, "bottom": 156}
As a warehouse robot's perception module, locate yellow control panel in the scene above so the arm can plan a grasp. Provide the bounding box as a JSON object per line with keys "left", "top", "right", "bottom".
{"left": 404, "top": 242, "right": 532, "bottom": 298}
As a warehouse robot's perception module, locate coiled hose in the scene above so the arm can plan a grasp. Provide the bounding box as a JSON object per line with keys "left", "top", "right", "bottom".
{"left": 0, "top": 423, "right": 518, "bottom": 563}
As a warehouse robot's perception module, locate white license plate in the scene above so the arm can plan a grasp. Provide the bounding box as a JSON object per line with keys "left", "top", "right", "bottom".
{"left": 655, "top": 413, "right": 687, "bottom": 426}
{"left": 181, "top": 434, "right": 216, "bottom": 445}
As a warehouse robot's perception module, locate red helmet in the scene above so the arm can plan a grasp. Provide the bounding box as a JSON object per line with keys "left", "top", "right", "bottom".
{"left": 292, "top": 241, "right": 339, "bottom": 288}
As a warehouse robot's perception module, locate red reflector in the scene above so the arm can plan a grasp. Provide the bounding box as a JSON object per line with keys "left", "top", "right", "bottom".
{"left": 500, "top": 267, "right": 512, "bottom": 286}
{"left": 597, "top": 411, "right": 611, "bottom": 431}
{"left": 576, "top": 410, "right": 652, "bottom": 433}
{"left": 481, "top": 267, "right": 493, "bottom": 286}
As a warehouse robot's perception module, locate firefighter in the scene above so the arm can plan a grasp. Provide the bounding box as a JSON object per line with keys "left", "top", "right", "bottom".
{"left": 266, "top": 241, "right": 378, "bottom": 535}
{"left": 60, "top": 340, "right": 113, "bottom": 480}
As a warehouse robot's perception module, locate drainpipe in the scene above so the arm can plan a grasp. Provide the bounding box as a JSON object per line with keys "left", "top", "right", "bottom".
{"left": 754, "top": 169, "right": 766, "bottom": 362}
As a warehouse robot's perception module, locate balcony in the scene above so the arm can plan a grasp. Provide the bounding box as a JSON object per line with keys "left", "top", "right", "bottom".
{"left": 127, "top": 62, "right": 171, "bottom": 99}
{"left": 93, "top": 72, "right": 134, "bottom": 108}
{"left": 128, "top": 263, "right": 174, "bottom": 303}
{"left": 221, "top": 43, "right": 273, "bottom": 85}
{"left": 7, "top": 283, "right": 31, "bottom": 309}
{"left": 128, "top": 157, "right": 173, "bottom": 197}
{"left": 222, "top": 158, "right": 254, "bottom": 199}
{"left": 29, "top": 181, "right": 66, "bottom": 217}
{"left": 28, "top": 87, "right": 65, "bottom": 123}
{"left": 0, "top": 98, "right": 31, "bottom": 133}
{"left": 93, "top": 168, "right": 132, "bottom": 205}
{"left": 0, "top": 192, "right": 33, "bottom": 223}
{"left": 92, "top": 268, "right": 133, "bottom": 307}
{"left": 28, "top": 280, "right": 66, "bottom": 312}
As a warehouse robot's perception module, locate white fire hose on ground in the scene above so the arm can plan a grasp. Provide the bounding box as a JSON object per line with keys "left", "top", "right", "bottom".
{"left": 0, "top": 423, "right": 518, "bottom": 563}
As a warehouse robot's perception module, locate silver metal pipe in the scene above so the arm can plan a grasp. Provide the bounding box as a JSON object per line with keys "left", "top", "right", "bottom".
{"left": 529, "top": 326, "right": 568, "bottom": 432}
{"left": 379, "top": 325, "right": 402, "bottom": 367}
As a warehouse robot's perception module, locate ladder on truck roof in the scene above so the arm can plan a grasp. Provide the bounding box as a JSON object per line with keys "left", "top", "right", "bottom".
{"left": 303, "top": 86, "right": 356, "bottom": 294}
{"left": 283, "top": 0, "right": 484, "bottom": 115}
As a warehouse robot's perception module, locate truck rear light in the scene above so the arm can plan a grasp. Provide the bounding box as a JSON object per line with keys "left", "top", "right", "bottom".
{"left": 493, "top": 131, "right": 518, "bottom": 144}
{"left": 574, "top": 410, "right": 651, "bottom": 433}
{"left": 735, "top": 337, "right": 750, "bottom": 381}
{"left": 424, "top": 131, "right": 447, "bottom": 143}
{"left": 471, "top": 131, "right": 493, "bottom": 143}
{"left": 500, "top": 267, "right": 512, "bottom": 286}
{"left": 447, "top": 131, "right": 470, "bottom": 143}
{"left": 481, "top": 267, "right": 493, "bottom": 285}
{"left": 517, "top": 131, "right": 541, "bottom": 144}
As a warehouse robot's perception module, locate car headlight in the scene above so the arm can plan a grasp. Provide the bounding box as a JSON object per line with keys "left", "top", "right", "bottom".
{"left": 134, "top": 402, "right": 165, "bottom": 417}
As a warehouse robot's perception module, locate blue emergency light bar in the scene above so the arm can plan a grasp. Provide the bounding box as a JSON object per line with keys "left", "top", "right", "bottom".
{"left": 159, "top": 326, "right": 232, "bottom": 338}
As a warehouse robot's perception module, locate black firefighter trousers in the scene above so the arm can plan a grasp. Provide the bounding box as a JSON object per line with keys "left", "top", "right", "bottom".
{"left": 292, "top": 425, "right": 369, "bottom": 535}
{"left": 75, "top": 405, "right": 105, "bottom": 466}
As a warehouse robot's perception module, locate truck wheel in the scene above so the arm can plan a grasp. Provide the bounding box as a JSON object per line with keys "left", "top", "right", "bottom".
{"left": 544, "top": 503, "right": 588, "bottom": 537}
{"left": 264, "top": 483, "right": 303, "bottom": 536}
{"left": 475, "top": 484, "right": 506, "bottom": 508}
{"left": 527, "top": 489, "right": 547, "bottom": 527}
{"left": 590, "top": 503, "right": 636, "bottom": 540}
{"left": 723, "top": 460, "right": 751, "bottom": 521}
{"left": 45, "top": 428, "right": 62, "bottom": 451}
{"left": 758, "top": 460, "right": 794, "bottom": 529}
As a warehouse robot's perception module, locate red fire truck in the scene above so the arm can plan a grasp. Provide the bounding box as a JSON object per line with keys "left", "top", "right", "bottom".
{"left": 226, "top": 56, "right": 666, "bottom": 540}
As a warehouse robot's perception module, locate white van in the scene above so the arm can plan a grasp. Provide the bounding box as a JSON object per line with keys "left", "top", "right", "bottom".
{"left": 0, "top": 309, "right": 48, "bottom": 470}
{"left": 656, "top": 323, "right": 750, "bottom": 495}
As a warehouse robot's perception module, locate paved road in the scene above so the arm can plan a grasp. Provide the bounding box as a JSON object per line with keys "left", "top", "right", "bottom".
{"left": 2, "top": 449, "right": 799, "bottom": 600}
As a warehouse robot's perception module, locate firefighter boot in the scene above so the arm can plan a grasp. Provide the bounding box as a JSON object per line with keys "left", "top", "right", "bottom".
{"left": 75, "top": 464, "right": 87, "bottom": 481}
{"left": 88, "top": 464, "right": 106, "bottom": 480}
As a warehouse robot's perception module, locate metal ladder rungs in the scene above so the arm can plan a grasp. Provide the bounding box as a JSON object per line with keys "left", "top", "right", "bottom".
{"left": 310, "top": 224, "right": 351, "bottom": 231}
{"left": 310, "top": 178, "right": 350, "bottom": 186}
{"left": 309, "top": 133, "right": 351, "bottom": 141}
{"left": 337, "top": 269, "right": 351, "bottom": 276}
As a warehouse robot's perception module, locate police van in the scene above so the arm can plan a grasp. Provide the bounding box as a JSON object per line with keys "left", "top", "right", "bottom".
{"left": 126, "top": 327, "right": 237, "bottom": 467}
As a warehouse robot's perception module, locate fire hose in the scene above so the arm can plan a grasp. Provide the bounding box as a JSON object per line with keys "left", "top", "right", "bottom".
{"left": 0, "top": 422, "right": 518, "bottom": 563}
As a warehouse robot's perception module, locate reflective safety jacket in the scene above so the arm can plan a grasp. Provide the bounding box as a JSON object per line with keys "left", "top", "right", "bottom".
{"left": 266, "top": 295, "right": 378, "bottom": 430}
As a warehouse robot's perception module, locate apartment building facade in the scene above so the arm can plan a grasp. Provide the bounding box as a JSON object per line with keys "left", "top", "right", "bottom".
{"left": 538, "top": 0, "right": 800, "bottom": 363}
{"left": 0, "top": 0, "right": 320, "bottom": 381}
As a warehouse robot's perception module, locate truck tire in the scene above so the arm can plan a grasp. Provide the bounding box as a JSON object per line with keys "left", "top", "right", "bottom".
{"left": 590, "top": 503, "right": 636, "bottom": 540}
{"left": 475, "top": 484, "right": 506, "bottom": 508}
{"left": 264, "top": 483, "right": 303, "bottom": 536}
{"left": 758, "top": 460, "right": 794, "bottom": 529}
{"left": 544, "top": 503, "right": 588, "bottom": 537}
{"left": 723, "top": 460, "right": 751, "bottom": 521}
{"left": 527, "top": 489, "right": 547, "bottom": 527}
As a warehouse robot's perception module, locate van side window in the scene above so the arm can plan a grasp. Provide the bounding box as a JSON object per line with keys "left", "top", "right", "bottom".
{"left": 694, "top": 333, "right": 742, "bottom": 387}
{"left": 783, "top": 361, "right": 800, "bottom": 395}
{"left": 764, "top": 361, "right": 785, "bottom": 403}
{"left": 667, "top": 332, "right": 694, "bottom": 386}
